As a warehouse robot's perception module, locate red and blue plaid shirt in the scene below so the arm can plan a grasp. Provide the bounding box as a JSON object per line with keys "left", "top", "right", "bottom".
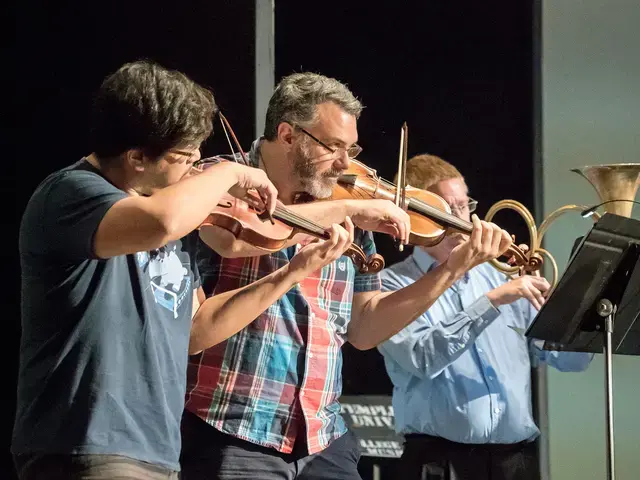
{"left": 184, "top": 139, "right": 381, "bottom": 454}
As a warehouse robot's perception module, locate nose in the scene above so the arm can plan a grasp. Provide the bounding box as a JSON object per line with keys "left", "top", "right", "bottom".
{"left": 334, "top": 150, "right": 351, "bottom": 171}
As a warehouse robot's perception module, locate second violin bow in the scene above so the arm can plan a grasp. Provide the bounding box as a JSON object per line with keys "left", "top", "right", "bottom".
{"left": 395, "top": 122, "right": 409, "bottom": 251}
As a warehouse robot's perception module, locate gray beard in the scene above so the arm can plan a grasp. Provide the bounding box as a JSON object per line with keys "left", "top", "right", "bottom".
{"left": 292, "top": 145, "right": 340, "bottom": 199}
{"left": 299, "top": 175, "right": 338, "bottom": 199}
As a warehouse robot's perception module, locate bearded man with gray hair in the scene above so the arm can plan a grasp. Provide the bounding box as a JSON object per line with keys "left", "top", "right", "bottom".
{"left": 179, "top": 72, "right": 513, "bottom": 480}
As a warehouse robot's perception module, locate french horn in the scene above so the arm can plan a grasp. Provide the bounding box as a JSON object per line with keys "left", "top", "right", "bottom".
{"left": 486, "top": 163, "right": 640, "bottom": 287}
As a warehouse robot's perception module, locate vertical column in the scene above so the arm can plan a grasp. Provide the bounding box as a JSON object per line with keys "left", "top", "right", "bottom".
{"left": 531, "top": 1, "right": 550, "bottom": 478}
{"left": 255, "top": 0, "right": 275, "bottom": 138}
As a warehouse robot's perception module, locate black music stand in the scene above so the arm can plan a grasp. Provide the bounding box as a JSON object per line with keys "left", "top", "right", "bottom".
{"left": 526, "top": 213, "right": 640, "bottom": 480}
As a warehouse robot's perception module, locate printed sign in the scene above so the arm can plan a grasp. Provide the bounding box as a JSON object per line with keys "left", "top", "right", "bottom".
{"left": 340, "top": 395, "right": 404, "bottom": 458}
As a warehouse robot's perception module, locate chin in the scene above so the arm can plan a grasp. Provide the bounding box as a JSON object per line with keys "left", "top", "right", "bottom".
{"left": 314, "top": 190, "right": 333, "bottom": 200}
{"left": 305, "top": 182, "right": 335, "bottom": 200}
{"left": 320, "top": 178, "right": 339, "bottom": 198}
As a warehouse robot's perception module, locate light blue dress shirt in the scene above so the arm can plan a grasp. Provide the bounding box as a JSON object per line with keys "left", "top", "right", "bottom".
{"left": 377, "top": 248, "right": 593, "bottom": 445}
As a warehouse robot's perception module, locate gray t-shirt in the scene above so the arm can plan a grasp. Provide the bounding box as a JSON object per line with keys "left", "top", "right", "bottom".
{"left": 12, "top": 158, "right": 200, "bottom": 471}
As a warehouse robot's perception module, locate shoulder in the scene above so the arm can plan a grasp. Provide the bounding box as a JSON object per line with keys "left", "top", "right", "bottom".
{"left": 380, "top": 255, "right": 417, "bottom": 291}
{"left": 23, "top": 161, "right": 113, "bottom": 215}
{"left": 43, "top": 161, "right": 121, "bottom": 199}
{"left": 199, "top": 152, "right": 248, "bottom": 167}
{"left": 20, "top": 162, "right": 105, "bottom": 254}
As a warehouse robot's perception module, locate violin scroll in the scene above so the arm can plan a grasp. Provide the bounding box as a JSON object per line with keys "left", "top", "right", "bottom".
{"left": 505, "top": 242, "right": 544, "bottom": 275}
{"left": 342, "top": 244, "right": 385, "bottom": 274}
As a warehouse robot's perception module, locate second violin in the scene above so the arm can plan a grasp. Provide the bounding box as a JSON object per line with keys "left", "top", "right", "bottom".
{"left": 330, "top": 124, "right": 541, "bottom": 274}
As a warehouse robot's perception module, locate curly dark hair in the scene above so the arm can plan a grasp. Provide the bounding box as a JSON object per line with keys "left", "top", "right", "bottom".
{"left": 89, "top": 59, "right": 218, "bottom": 160}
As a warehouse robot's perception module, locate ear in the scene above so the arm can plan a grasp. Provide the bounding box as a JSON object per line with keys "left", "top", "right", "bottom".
{"left": 276, "top": 122, "right": 296, "bottom": 148}
{"left": 124, "top": 149, "right": 146, "bottom": 172}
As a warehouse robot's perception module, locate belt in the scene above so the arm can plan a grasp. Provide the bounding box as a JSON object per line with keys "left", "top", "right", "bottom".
{"left": 404, "top": 434, "right": 534, "bottom": 453}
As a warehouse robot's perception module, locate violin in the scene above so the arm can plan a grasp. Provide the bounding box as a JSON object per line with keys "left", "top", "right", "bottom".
{"left": 194, "top": 114, "right": 385, "bottom": 274}
{"left": 330, "top": 123, "right": 541, "bottom": 274}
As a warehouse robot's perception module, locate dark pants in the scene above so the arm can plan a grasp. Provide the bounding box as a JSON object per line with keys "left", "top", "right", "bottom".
{"left": 179, "top": 410, "right": 362, "bottom": 480}
{"left": 12, "top": 453, "right": 179, "bottom": 480}
{"left": 397, "top": 434, "right": 540, "bottom": 480}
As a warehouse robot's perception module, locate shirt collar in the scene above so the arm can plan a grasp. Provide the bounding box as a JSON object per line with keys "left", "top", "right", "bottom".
{"left": 247, "top": 137, "right": 263, "bottom": 168}
{"left": 411, "top": 247, "right": 471, "bottom": 283}
{"left": 411, "top": 247, "right": 438, "bottom": 274}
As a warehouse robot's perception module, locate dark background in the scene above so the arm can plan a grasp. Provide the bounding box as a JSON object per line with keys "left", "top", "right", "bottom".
{"left": 6, "top": 1, "right": 534, "bottom": 478}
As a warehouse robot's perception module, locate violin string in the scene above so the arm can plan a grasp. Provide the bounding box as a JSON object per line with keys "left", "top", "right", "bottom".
{"left": 343, "top": 185, "right": 372, "bottom": 200}
{"left": 410, "top": 197, "right": 472, "bottom": 232}
{"left": 379, "top": 176, "right": 470, "bottom": 230}
{"left": 281, "top": 210, "right": 328, "bottom": 236}
{"left": 409, "top": 197, "right": 522, "bottom": 259}
{"left": 376, "top": 173, "right": 473, "bottom": 232}
{"left": 277, "top": 215, "right": 327, "bottom": 238}
{"left": 379, "top": 178, "right": 397, "bottom": 190}
{"left": 340, "top": 174, "right": 520, "bottom": 261}
{"left": 341, "top": 179, "right": 471, "bottom": 233}
{"left": 272, "top": 205, "right": 328, "bottom": 237}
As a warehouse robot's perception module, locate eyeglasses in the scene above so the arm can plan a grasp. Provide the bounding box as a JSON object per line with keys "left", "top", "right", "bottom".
{"left": 295, "top": 125, "right": 363, "bottom": 159}
{"left": 168, "top": 147, "right": 200, "bottom": 162}
{"left": 449, "top": 198, "right": 478, "bottom": 214}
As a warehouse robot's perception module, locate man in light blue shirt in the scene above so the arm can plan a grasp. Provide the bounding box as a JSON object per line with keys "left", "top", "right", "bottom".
{"left": 377, "top": 154, "right": 593, "bottom": 480}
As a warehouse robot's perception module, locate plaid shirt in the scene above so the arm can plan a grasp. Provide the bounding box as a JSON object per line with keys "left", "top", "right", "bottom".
{"left": 185, "top": 139, "right": 381, "bottom": 454}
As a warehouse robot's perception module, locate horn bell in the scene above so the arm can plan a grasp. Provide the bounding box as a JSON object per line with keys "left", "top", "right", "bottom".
{"left": 571, "top": 163, "right": 640, "bottom": 217}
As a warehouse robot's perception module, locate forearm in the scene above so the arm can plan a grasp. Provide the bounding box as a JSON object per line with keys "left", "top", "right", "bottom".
{"left": 285, "top": 200, "right": 354, "bottom": 243}
{"left": 149, "top": 162, "right": 238, "bottom": 241}
{"left": 378, "top": 296, "right": 500, "bottom": 378}
{"left": 534, "top": 345, "right": 595, "bottom": 372}
{"left": 189, "top": 263, "right": 300, "bottom": 354}
{"left": 348, "top": 263, "right": 469, "bottom": 350}
{"left": 287, "top": 200, "right": 352, "bottom": 227}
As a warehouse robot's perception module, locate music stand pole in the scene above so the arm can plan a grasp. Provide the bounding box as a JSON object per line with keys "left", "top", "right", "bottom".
{"left": 597, "top": 299, "right": 616, "bottom": 480}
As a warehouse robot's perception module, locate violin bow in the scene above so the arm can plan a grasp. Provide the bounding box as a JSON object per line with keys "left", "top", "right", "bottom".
{"left": 217, "top": 111, "right": 274, "bottom": 224}
{"left": 218, "top": 111, "right": 248, "bottom": 164}
{"left": 394, "top": 122, "right": 409, "bottom": 251}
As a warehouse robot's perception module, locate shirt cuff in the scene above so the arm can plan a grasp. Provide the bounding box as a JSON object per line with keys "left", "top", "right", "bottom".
{"left": 353, "top": 272, "right": 382, "bottom": 293}
{"left": 467, "top": 295, "right": 501, "bottom": 332}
